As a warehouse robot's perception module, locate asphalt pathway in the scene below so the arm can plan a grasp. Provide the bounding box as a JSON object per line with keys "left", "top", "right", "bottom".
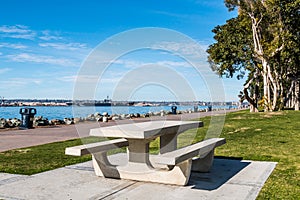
{"left": 0, "top": 109, "right": 242, "bottom": 152}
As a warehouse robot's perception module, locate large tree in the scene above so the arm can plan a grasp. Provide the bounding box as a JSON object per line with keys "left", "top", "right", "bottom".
{"left": 207, "top": 13, "right": 261, "bottom": 112}
{"left": 208, "top": 0, "right": 300, "bottom": 111}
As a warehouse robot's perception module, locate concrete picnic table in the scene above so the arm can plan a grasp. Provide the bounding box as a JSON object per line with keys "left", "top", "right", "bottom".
{"left": 66, "top": 120, "right": 226, "bottom": 185}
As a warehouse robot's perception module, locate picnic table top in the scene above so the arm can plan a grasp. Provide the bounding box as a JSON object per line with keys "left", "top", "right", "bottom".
{"left": 89, "top": 120, "right": 203, "bottom": 139}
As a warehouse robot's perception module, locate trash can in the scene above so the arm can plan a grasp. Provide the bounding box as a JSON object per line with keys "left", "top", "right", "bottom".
{"left": 194, "top": 105, "right": 198, "bottom": 112}
{"left": 208, "top": 105, "right": 212, "bottom": 112}
{"left": 171, "top": 106, "right": 177, "bottom": 115}
{"left": 19, "top": 107, "right": 36, "bottom": 129}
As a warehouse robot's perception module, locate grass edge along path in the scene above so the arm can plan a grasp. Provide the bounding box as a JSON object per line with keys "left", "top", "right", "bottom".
{"left": 0, "top": 110, "right": 299, "bottom": 199}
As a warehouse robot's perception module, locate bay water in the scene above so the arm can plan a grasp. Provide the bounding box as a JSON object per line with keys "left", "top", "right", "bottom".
{"left": 0, "top": 105, "right": 234, "bottom": 120}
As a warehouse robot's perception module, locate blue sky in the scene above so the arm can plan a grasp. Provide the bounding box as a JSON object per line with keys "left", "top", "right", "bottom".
{"left": 0, "top": 0, "right": 243, "bottom": 101}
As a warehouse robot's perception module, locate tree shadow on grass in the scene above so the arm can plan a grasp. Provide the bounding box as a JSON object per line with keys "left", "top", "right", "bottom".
{"left": 188, "top": 156, "right": 250, "bottom": 190}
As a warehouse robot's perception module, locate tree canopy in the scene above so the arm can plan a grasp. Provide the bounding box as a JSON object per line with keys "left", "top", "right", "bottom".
{"left": 207, "top": 0, "right": 300, "bottom": 112}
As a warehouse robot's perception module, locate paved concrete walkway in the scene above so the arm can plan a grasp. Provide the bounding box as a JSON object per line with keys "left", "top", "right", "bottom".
{"left": 0, "top": 109, "right": 241, "bottom": 152}
{"left": 0, "top": 154, "right": 277, "bottom": 200}
{"left": 0, "top": 109, "right": 277, "bottom": 200}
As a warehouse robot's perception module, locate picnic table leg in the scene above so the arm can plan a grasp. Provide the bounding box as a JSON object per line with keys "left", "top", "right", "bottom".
{"left": 89, "top": 135, "right": 196, "bottom": 185}
{"left": 126, "top": 139, "right": 153, "bottom": 167}
{"left": 118, "top": 156, "right": 192, "bottom": 186}
{"left": 191, "top": 150, "right": 214, "bottom": 172}
{"left": 92, "top": 152, "right": 121, "bottom": 178}
{"left": 160, "top": 133, "right": 177, "bottom": 154}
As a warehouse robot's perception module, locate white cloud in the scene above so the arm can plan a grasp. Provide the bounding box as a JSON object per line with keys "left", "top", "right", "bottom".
{"left": 63, "top": 74, "right": 122, "bottom": 84}
{"left": 0, "top": 68, "right": 11, "bottom": 74}
{"left": 8, "top": 33, "right": 36, "bottom": 40}
{"left": 33, "top": 80, "right": 42, "bottom": 84}
{"left": 113, "top": 59, "right": 142, "bottom": 68}
{"left": 112, "top": 59, "right": 191, "bottom": 69}
{"left": 0, "top": 43, "right": 27, "bottom": 49}
{"left": 75, "top": 75, "right": 99, "bottom": 83}
{"left": 57, "top": 75, "right": 77, "bottom": 82}
{"left": 0, "top": 25, "right": 36, "bottom": 40}
{"left": 151, "top": 41, "right": 207, "bottom": 57}
{"left": 0, "top": 25, "right": 29, "bottom": 33}
{"left": 57, "top": 75, "right": 100, "bottom": 83}
{"left": 0, "top": 78, "right": 42, "bottom": 88}
{"left": 100, "top": 77, "right": 122, "bottom": 84}
{"left": 150, "top": 42, "right": 210, "bottom": 73}
{"left": 39, "top": 30, "right": 63, "bottom": 41}
{"left": 39, "top": 42, "right": 87, "bottom": 51}
{"left": 6, "top": 53, "right": 78, "bottom": 67}
{"left": 156, "top": 61, "right": 191, "bottom": 68}
{"left": 39, "top": 35, "right": 62, "bottom": 41}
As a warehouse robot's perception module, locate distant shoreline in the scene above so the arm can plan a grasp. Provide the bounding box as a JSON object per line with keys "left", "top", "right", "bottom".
{"left": 0, "top": 100, "right": 242, "bottom": 107}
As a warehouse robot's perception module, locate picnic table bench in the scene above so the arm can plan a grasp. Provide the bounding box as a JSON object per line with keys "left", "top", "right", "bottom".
{"left": 65, "top": 120, "right": 226, "bottom": 185}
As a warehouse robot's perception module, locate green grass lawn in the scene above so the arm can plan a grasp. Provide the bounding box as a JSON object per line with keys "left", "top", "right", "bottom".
{"left": 0, "top": 110, "right": 299, "bottom": 199}
{"left": 216, "top": 110, "right": 300, "bottom": 200}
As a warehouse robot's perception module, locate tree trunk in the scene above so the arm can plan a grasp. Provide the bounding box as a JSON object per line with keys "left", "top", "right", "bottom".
{"left": 249, "top": 11, "right": 270, "bottom": 112}
{"left": 268, "top": 64, "right": 279, "bottom": 111}
{"left": 247, "top": 2, "right": 284, "bottom": 112}
{"left": 244, "top": 77, "right": 259, "bottom": 112}
{"left": 284, "top": 80, "right": 295, "bottom": 108}
{"left": 262, "top": 60, "right": 270, "bottom": 111}
{"left": 295, "top": 81, "right": 299, "bottom": 111}
{"left": 249, "top": 104, "right": 259, "bottom": 112}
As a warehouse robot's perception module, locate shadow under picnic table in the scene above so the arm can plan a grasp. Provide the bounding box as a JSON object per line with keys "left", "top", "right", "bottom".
{"left": 188, "top": 157, "right": 250, "bottom": 190}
